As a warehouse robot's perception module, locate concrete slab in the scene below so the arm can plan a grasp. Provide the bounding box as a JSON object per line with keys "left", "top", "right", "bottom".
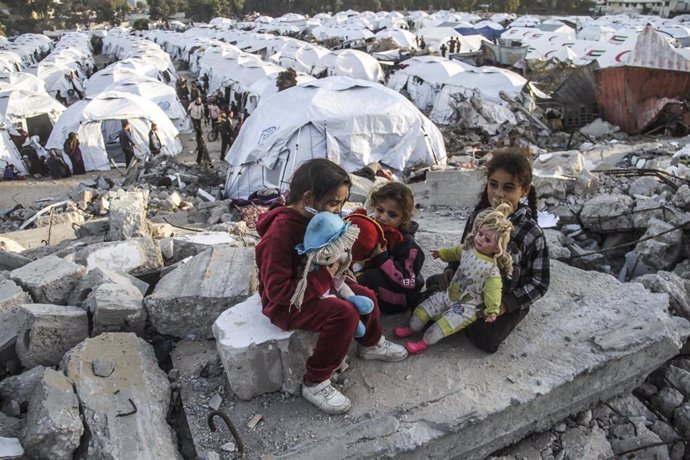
{"left": 10, "top": 255, "right": 85, "bottom": 305}
{"left": 408, "top": 168, "right": 484, "bottom": 209}
{"left": 164, "top": 232, "right": 240, "bottom": 263}
{"left": 0, "top": 252, "right": 31, "bottom": 272}
{"left": 208, "top": 261, "right": 689, "bottom": 459}
{"left": 0, "top": 223, "right": 78, "bottom": 250}
{"left": 106, "top": 190, "right": 150, "bottom": 241}
{"left": 72, "top": 237, "right": 163, "bottom": 276}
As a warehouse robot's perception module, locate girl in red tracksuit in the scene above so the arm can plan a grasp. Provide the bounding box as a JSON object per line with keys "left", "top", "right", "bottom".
{"left": 255, "top": 159, "right": 407, "bottom": 415}
{"left": 353, "top": 182, "right": 425, "bottom": 314}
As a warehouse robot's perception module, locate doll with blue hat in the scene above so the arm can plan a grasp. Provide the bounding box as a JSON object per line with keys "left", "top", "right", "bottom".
{"left": 290, "top": 212, "right": 374, "bottom": 337}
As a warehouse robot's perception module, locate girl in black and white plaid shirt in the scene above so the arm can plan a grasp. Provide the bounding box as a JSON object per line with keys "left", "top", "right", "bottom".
{"left": 427, "top": 148, "right": 550, "bottom": 353}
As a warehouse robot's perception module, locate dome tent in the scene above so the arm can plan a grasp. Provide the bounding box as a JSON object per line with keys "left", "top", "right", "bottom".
{"left": 46, "top": 91, "right": 181, "bottom": 172}
{"left": 224, "top": 76, "right": 446, "bottom": 199}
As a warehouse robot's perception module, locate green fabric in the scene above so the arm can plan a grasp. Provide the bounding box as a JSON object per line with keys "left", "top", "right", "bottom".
{"left": 438, "top": 245, "right": 463, "bottom": 263}
{"left": 482, "top": 276, "right": 502, "bottom": 315}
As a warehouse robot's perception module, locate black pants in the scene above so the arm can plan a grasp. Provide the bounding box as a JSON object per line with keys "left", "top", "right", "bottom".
{"left": 357, "top": 268, "right": 420, "bottom": 315}
{"left": 123, "top": 149, "right": 134, "bottom": 167}
{"left": 220, "top": 136, "right": 231, "bottom": 161}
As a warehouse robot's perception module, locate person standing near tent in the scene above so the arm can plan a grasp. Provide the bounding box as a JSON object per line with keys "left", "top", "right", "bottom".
{"left": 63, "top": 132, "right": 85, "bottom": 174}
{"left": 448, "top": 38, "right": 456, "bottom": 54}
{"left": 219, "top": 112, "right": 234, "bottom": 162}
{"left": 149, "top": 123, "right": 162, "bottom": 156}
{"left": 440, "top": 43, "right": 447, "bottom": 58}
{"left": 119, "top": 120, "right": 136, "bottom": 167}
{"left": 188, "top": 97, "right": 204, "bottom": 134}
{"left": 255, "top": 158, "right": 408, "bottom": 415}
{"left": 195, "top": 129, "right": 212, "bottom": 167}
{"left": 202, "top": 73, "right": 209, "bottom": 93}
{"left": 208, "top": 99, "right": 220, "bottom": 131}
{"left": 419, "top": 36, "right": 426, "bottom": 50}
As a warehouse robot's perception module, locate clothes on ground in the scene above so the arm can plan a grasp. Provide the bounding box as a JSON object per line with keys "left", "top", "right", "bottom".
{"left": 255, "top": 206, "right": 383, "bottom": 383}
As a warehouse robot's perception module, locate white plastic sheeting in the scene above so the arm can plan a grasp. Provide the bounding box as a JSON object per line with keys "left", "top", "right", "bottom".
{"left": 46, "top": 91, "right": 182, "bottom": 171}
{"left": 315, "top": 49, "right": 384, "bottom": 82}
{"left": 0, "top": 116, "right": 27, "bottom": 175}
{"left": 245, "top": 72, "right": 315, "bottom": 114}
{"left": 0, "top": 89, "right": 65, "bottom": 125}
{"left": 224, "top": 76, "right": 446, "bottom": 199}
{"left": 387, "top": 58, "right": 468, "bottom": 112}
{"left": 0, "top": 72, "right": 47, "bottom": 93}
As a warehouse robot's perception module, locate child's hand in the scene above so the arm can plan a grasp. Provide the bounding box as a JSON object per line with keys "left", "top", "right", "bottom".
{"left": 431, "top": 250, "right": 440, "bottom": 259}
{"left": 484, "top": 313, "right": 497, "bottom": 323}
{"left": 371, "top": 242, "right": 386, "bottom": 257}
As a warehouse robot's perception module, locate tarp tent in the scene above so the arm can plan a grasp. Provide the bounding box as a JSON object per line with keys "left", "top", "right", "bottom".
{"left": 224, "top": 76, "right": 446, "bottom": 199}
{"left": 0, "top": 72, "right": 47, "bottom": 93}
{"left": 46, "top": 91, "right": 182, "bottom": 171}
{"left": 387, "top": 58, "right": 468, "bottom": 112}
{"left": 245, "top": 72, "right": 315, "bottom": 113}
{"left": 0, "top": 89, "right": 65, "bottom": 143}
{"left": 315, "top": 49, "right": 384, "bottom": 82}
{"left": 0, "top": 115, "right": 28, "bottom": 175}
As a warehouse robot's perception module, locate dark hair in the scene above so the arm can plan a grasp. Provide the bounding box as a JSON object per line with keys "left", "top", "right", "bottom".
{"left": 286, "top": 159, "right": 351, "bottom": 206}
{"left": 369, "top": 182, "right": 414, "bottom": 227}
{"left": 475, "top": 147, "right": 537, "bottom": 216}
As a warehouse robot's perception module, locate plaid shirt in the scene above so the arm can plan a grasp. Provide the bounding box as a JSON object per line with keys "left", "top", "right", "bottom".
{"left": 460, "top": 204, "right": 550, "bottom": 312}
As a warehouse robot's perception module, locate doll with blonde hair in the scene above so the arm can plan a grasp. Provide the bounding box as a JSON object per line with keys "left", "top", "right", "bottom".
{"left": 395, "top": 203, "right": 514, "bottom": 353}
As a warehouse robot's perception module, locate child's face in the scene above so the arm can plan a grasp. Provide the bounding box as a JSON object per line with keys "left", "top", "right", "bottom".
{"left": 313, "top": 184, "right": 349, "bottom": 215}
{"left": 474, "top": 226, "right": 499, "bottom": 256}
{"left": 487, "top": 169, "right": 528, "bottom": 212}
{"left": 372, "top": 198, "right": 404, "bottom": 229}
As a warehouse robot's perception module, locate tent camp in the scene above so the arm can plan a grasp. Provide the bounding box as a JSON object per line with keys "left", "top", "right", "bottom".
{"left": 0, "top": 115, "right": 28, "bottom": 175}
{"left": 0, "top": 72, "right": 47, "bottom": 93}
{"left": 387, "top": 58, "right": 468, "bottom": 112}
{"left": 46, "top": 91, "right": 182, "bottom": 171}
{"left": 315, "top": 49, "right": 384, "bottom": 82}
{"left": 245, "top": 72, "right": 316, "bottom": 113}
{"left": 0, "top": 89, "right": 65, "bottom": 144}
{"left": 223, "top": 76, "right": 446, "bottom": 199}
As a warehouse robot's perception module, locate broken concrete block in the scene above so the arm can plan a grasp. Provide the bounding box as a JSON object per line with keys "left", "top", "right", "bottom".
{"left": 560, "top": 425, "right": 613, "bottom": 460}
{"left": 75, "top": 218, "right": 109, "bottom": 239}
{"left": 22, "top": 368, "right": 83, "bottom": 460}
{"left": 10, "top": 255, "right": 85, "bottom": 305}
{"left": 213, "top": 294, "right": 317, "bottom": 400}
{"left": 633, "top": 218, "right": 683, "bottom": 270}
{"left": 0, "top": 366, "right": 46, "bottom": 411}
{"left": 0, "top": 238, "right": 25, "bottom": 253}
{"left": 580, "top": 194, "right": 634, "bottom": 233}
{"left": 0, "top": 280, "right": 30, "bottom": 311}
{"left": 72, "top": 237, "right": 163, "bottom": 276}
{"left": 16, "top": 304, "right": 88, "bottom": 368}
{"left": 632, "top": 196, "right": 668, "bottom": 229}
{"left": 146, "top": 246, "right": 257, "bottom": 338}
{"left": 35, "top": 211, "right": 85, "bottom": 229}
{"left": 164, "top": 232, "right": 240, "bottom": 263}
{"left": 0, "top": 307, "right": 24, "bottom": 366}
{"left": 634, "top": 271, "right": 690, "bottom": 320}
{"left": 67, "top": 267, "right": 148, "bottom": 307}
{"left": 543, "top": 229, "right": 570, "bottom": 259}
{"left": 533, "top": 175, "right": 568, "bottom": 200}
{"left": 672, "top": 184, "right": 690, "bottom": 211}
{"left": 628, "top": 176, "right": 661, "bottom": 197}
{"left": 0, "top": 437, "right": 23, "bottom": 459}
{"left": 409, "top": 169, "right": 484, "bottom": 209}
{"left": 107, "top": 190, "right": 150, "bottom": 241}
{"left": 84, "top": 283, "right": 146, "bottom": 335}
{"left": 609, "top": 418, "right": 665, "bottom": 458}
{"left": 61, "top": 333, "right": 183, "bottom": 459}
{"left": 165, "top": 191, "right": 183, "bottom": 210}
{"left": 71, "top": 187, "right": 97, "bottom": 209}
{"left": 573, "top": 170, "right": 599, "bottom": 197}
{"left": 0, "top": 252, "right": 31, "bottom": 272}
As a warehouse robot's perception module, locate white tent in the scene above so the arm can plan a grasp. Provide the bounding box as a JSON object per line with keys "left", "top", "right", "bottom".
{"left": 415, "top": 27, "right": 487, "bottom": 53}
{"left": 387, "top": 58, "right": 468, "bottom": 112}
{"left": 27, "top": 61, "right": 85, "bottom": 101}
{"left": 273, "top": 41, "right": 329, "bottom": 75}
{"left": 374, "top": 29, "right": 418, "bottom": 49}
{"left": 245, "top": 72, "right": 316, "bottom": 114}
{"left": 224, "top": 76, "right": 446, "bottom": 199}
{"left": 46, "top": 91, "right": 182, "bottom": 171}
{"left": 0, "top": 51, "right": 24, "bottom": 73}
{"left": 0, "top": 115, "right": 28, "bottom": 175}
{"left": 0, "top": 89, "right": 65, "bottom": 126}
{"left": 0, "top": 72, "right": 47, "bottom": 93}
{"left": 103, "top": 76, "right": 192, "bottom": 132}
{"left": 85, "top": 66, "right": 150, "bottom": 97}
{"left": 315, "top": 49, "right": 384, "bottom": 82}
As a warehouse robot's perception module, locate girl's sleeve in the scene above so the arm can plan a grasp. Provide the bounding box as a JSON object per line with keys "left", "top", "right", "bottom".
{"left": 503, "top": 233, "right": 550, "bottom": 312}
{"left": 438, "top": 245, "right": 463, "bottom": 263}
{"left": 482, "top": 275, "right": 502, "bottom": 315}
{"left": 258, "top": 232, "right": 332, "bottom": 307}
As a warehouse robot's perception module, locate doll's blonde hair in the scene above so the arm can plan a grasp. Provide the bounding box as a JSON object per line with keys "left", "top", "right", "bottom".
{"left": 463, "top": 203, "right": 514, "bottom": 277}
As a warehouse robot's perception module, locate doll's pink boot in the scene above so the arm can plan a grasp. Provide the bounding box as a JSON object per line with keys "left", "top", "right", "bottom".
{"left": 394, "top": 326, "right": 415, "bottom": 338}
{"left": 405, "top": 340, "right": 428, "bottom": 354}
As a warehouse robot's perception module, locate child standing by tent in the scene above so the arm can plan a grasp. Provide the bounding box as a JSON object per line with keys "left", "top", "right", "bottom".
{"left": 255, "top": 159, "right": 408, "bottom": 415}
{"left": 424, "top": 148, "right": 550, "bottom": 353}
{"left": 347, "top": 182, "right": 425, "bottom": 314}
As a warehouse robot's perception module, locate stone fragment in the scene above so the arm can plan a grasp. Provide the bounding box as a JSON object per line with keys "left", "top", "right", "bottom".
{"left": 609, "top": 418, "right": 665, "bottom": 457}
{"left": 673, "top": 259, "right": 690, "bottom": 280}
{"left": 15, "top": 304, "right": 88, "bottom": 368}
{"left": 214, "top": 294, "right": 318, "bottom": 400}
{"left": 10, "top": 255, "right": 85, "bottom": 304}
{"left": 628, "top": 176, "right": 660, "bottom": 197}
{"left": 68, "top": 267, "right": 148, "bottom": 307}
{"left": 0, "top": 413, "right": 22, "bottom": 439}
{"left": 72, "top": 237, "right": 163, "bottom": 276}
{"left": 0, "top": 366, "right": 46, "bottom": 410}
{"left": 634, "top": 271, "right": 690, "bottom": 319}
{"left": 146, "top": 246, "right": 257, "bottom": 338}
{"left": 0, "top": 252, "right": 31, "bottom": 272}
{"left": 1, "top": 401, "right": 19, "bottom": 418}
{"left": 71, "top": 188, "right": 97, "bottom": 210}
{"left": 580, "top": 194, "right": 634, "bottom": 233}
{"left": 164, "top": 232, "right": 239, "bottom": 263}
{"left": 22, "top": 368, "right": 83, "bottom": 460}
{"left": 35, "top": 211, "right": 85, "bottom": 229}
{"left": 0, "top": 437, "right": 23, "bottom": 459}
{"left": 75, "top": 218, "right": 109, "bottom": 238}
{"left": 650, "top": 386, "right": 684, "bottom": 420}
{"left": 633, "top": 218, "right": 683, "bottom": 270}
{"left": 632, "top": 196, "right": 667, "bottom": 229}
{"left": 84, "top": 283, "right": 146, "bottom": 335}
{"left": 107, "top": 190, "right": 150, "bottom": 241}
{"left": 0, "top": 238, "right": 25, "bottom": 253}
{"left": 207, "top": 393, "right": 222, "bottom": 410}
{"left": 543, "top": 229, "right": 570, "bottom": 259}
{"left": 0, "top": 280, "right": 30, "bottom": 311}
{"left": 61, "top": 333, "right": 183, "bottom": 459}
{"left": 664, "top": 366, "right": 690, "bottom": 399}
{"left": 560, "top": 425, "right": 613, "bottom": 460}
{"left": 672, "top": 184, "right": 690, "bottom": 211}
{"left": 675, "top": 403, "right": 690, "bottom": 439}
{"left": 92, "top": 359, "right": 115, "bottom": 378}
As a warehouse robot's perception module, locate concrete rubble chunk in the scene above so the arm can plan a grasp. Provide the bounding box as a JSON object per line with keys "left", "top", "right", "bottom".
{"left": 633, "top": 218, "right": 683, "bottom": 270}
{"left": 580, "top": 194, "right": 634, "bottom": 233}
{"left": 84, "top": 283, "right": 146, "bottom": 335}
{"left": 0, "top": 437, "right": 23, "bottom": 459}
{"left": 75, "top": 218, "right": 109, "bottom": 239}
{"left": 22, "top": 368, "right": 83, "bottom": 460}
{"left": 409, "top": 169, "right": 484, "bottom": 209}
{"left": 0, "top": 238, "right": 25, "bottom": 253}
{"left": 16, "top": 304, "right": 88, "bottom": 368}
{"left": 67, "top": 267, "right": 148, "bottom": 307}
{"left": 244, "top": 261, "right": 690, "bottom": 458}
{"left": 560, "top": 425, "right": 613, "bottom": 460}
{"left": 107, "top": 190, "right": 150, "bottom": 241}
{"left": 672, "top": 184, "right": 690, "bottom": 211}
{"left": 10, "top": 255, "right": 85, "bottom": 305}
{"left": 0, "top": 366, "right": 46, "bottom": 410}
{"left": 146, "top": 246, "right": 257, "bottom": 338}
{"left": 163, "top": 232, "right": 240, "bottom": 263}
{"left": 0, "top": 280, "right": 31, "bottom": 311}
{"left": 634, "top": 271, "right": 690, "bottom": 320}
{"left": 213, "top": 294, "right": 317, "bottom": 400}
{"left": 609, "top": 417, "right": 665, "bottom": 457}
{"left": 0, "top": 252, "right": 32, "bottom": 272}
{"left": 72, "top": 237, "right": 163, "bottom": 276}
{"left": 61, "top": 333, "right": 183, "bottom": 460}
{"left": 628, "top": 176, "right": 661, "bottom": 197}
{"left": 35, "top": 211, "right": 85, "bottom": 229}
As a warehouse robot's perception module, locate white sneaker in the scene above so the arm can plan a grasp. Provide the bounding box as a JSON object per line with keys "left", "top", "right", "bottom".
{"left": 302, "top": 380, "right": 351, "bottom": 414}
{"left": 357, "top": 336, "right": 408, "bottom": 362}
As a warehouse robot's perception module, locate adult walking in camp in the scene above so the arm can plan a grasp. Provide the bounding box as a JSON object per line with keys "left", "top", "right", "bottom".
{"left": 63, "top": 132, "right": 85, "bottom": 174}
{"left": 149, "top": 123, "right": 162, "bottom": 156}
{"left": 188, "top": 97, "right": 204, "bottom": 134}
{"left": 119, "top": 120, "right": 136, "bottom": 168}
{"left": 219, "top": 112, "right": 235, "bottom": 162}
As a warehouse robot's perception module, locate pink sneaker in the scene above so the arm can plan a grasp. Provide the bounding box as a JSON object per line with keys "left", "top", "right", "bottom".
{"left": 405, "top": 340, "right": 428, "bottom": 354}
{"left": 394, "top": 326, "right": 415, "bottom": 338}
